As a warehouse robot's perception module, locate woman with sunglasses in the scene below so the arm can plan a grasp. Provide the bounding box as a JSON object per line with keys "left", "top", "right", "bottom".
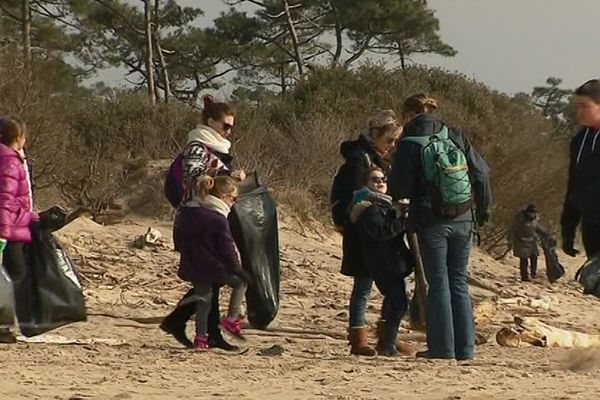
{"left": 332, "top": 110, "right": 402, "bottom": 356}
{"left": 349, "top": 167, "right": 413, "bottom": 356}
{"left": 161, "top": 95, "right": 246, "bottom": 351}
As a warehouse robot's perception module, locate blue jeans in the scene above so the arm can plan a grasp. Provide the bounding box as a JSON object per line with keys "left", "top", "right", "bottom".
{"left": 418, "top": 221, "right": 474, "bottom": 360}
{"left": 348, "top": 276, "right": 373, "bottom": 327}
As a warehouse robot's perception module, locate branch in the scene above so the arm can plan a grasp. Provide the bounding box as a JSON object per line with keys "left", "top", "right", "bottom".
{"left": 343, "top": 35, "right": 373, "bottom": 68}
{"left": 0, "top": 3, "right": 21, "bottom": 21}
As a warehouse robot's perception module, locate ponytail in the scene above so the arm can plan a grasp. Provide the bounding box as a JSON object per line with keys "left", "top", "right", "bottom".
{"left": 201, "top": 95, "right": 234, "bottom": 125}
{"left": 402, "top": 93, "right": 438, "bottom": 118}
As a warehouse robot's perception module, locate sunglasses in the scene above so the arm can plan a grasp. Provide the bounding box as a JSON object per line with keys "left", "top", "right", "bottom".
{"left": 221, "top": 122, "right": 234, "bottom": 132}
{"left": 370, "top": 177, "right": 387, "bottom": 184}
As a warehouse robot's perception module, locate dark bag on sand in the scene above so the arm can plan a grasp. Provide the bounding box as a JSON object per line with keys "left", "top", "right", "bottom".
{"left": 575, "top": 254, "right": 600, "bottom": 297}
{"left": 540, "top": 234, "right": 565, "bottom": 283}
{"left": 229, "top": 175, "right": 280, "bottom": 329}
{"left": 15, "top": 229, "right": 86, "bottom": 337}
{"left": 0, "top": 267, "right": 15, "bottom": 330}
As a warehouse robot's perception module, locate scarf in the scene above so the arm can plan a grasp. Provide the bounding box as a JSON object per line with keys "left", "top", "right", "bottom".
{"left": 187, "top": 124, "right": 231, "bottom": 155}
{"left": 184, "top": 195, "right": 231, "bottom": 218}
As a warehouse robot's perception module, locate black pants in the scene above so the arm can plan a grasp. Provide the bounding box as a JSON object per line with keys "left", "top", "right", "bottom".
{"left": 374, "top": 272, "right": 408, "bottom": 328}
{"left": 582, "top": 222, "right": 600, "bottom": 259}
{"left": 164, "top": 285, "right": 223, "bottom": 339}
{"left": 519, "top": 256, "right": 537, "bottom": 280}
{"left": 1, "top": 242, "right": 27, "bottom": 327}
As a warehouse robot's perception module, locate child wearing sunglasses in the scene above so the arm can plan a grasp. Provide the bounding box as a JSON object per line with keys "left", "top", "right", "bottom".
{"left": 349, "top": 167, "right": 414, "bottom": 356}
{"left": 173, "top": 176, "right": 253, "bottom": 350}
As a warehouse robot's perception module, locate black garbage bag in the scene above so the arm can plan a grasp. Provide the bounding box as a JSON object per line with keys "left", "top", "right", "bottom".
{"left": 540, "top": 234, "right": 565, "bottom": 283}
{"left": 576, "top": 253, "right": 600, "bottom": 297}
{"left": 229, "top": 184, "right": 280, "bottom": 329}
{"left": 15, "top": 229, "right": 86, "bottom": 337}
{"left": 0, "top": 267, "right": 15, "bottom": 330}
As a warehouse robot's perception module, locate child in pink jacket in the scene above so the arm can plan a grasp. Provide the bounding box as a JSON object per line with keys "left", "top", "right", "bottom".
{"left": 0, "top": 117, "right": 38, "bottom": 343}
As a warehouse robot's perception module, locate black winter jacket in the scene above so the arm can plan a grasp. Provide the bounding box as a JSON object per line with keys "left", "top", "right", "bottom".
{"left": 336, "top": 134, "right": 388, "bottom": 278}
{"left": 354, "top": 199, "right": 413, "bottom": 292}
{"left": 561, "top": 127, "right": 600, "bottom": 240}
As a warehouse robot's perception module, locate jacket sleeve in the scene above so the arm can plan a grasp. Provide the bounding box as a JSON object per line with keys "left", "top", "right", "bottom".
{"left": 356, "top": 206, "right": 404, "bottom": 242}
{"left": 560, "top": 137, "right": 581, "bottom": 241}
{"left": 389, "top": 141, "right": 420, "bottom": 201}
{"left": 460, "top": 133, "right": 492, "bottom": 212}
{"left": 182, "top": 142, "right": 209, "bottom": 189}
{"left": 331, "top": 154, "right": 369, "bottom": 226}
{"left": 216, "top": 222, "right": 242, "bottom": 274}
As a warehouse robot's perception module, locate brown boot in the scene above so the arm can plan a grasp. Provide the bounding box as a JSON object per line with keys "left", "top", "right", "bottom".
{"left": 348, "top": 326, "right": 376, "bottom": 356}
{"left": 376, "top": 320, "right": 416, "bottom": 356}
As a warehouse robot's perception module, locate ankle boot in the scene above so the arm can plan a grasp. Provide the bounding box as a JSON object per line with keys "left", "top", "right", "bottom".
{"left": 347, "top": 326, "right": 376, "bottom": 356}
{"left": 376, "top": 320, "right": 415, "bottom": 356}
{"left": 377, "top": 323, "right": 400, "bottom": 357}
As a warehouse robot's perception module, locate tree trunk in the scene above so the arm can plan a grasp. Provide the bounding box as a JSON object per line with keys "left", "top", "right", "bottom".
{"left": 153, "top": 0, "right": 171, "bottom": 103}
{"left": 282, "top": 0, "right": 304, "bottom": 78}
{"left": 398, "top": 40, "right": 406, "bottom": 71}
{"left": 22, "top": 0, "right": 31, "bottom": 63}
{"left": 331, "top": 2, "right": 343, "bottom": 67}
{"left": 143, "top": 0, "right": 156, "bottom": 105}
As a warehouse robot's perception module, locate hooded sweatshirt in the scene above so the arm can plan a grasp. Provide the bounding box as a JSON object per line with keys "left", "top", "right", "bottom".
{"left": 561, "top": 127, "right": 600, "bottom": 237}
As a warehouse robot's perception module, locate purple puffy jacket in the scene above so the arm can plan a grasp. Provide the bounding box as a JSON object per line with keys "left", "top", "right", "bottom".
{"left": 0, "top": 144, "right": 36, "bottom": 243}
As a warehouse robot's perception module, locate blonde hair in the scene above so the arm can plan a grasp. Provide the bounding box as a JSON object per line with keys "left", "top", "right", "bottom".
{"left": 197, "top": 175, "right": 238, "bottom": 199}
{"left": 0, "top": 117, "right": 27, "bottom": 145}
{"left": 402, "top": 94, "right": 438, "bottom": 118}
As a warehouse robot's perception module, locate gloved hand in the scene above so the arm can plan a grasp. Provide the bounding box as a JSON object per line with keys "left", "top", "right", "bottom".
{"left": 234, "top": 269, "right": 254, "bottom": 286}
{"left": 475, "top": 209, "right": 491, "bottom": 227}
{"left": 562, "top": 235, "right": 580, "bottom": 257}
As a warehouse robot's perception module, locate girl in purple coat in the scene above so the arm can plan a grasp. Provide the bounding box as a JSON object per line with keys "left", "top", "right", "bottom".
{"left": 174, "top": 176, "right": 251, "bottom": 350}
{"left": 0, "top": 118, "right": 39, "bottom": 343}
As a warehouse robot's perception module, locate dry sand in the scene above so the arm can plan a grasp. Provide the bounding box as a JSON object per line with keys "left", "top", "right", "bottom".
{"left": 1, "top": 213, "right": 599, "bottom": 400}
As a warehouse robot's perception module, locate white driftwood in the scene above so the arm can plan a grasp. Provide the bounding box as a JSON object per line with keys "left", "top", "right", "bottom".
{"left": 497, "top": 315, "right": 600, "bottom": 348}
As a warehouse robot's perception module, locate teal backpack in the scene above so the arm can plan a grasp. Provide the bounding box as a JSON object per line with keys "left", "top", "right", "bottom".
{"left": 402, "top": 126, "right": 473, "bottom": 217}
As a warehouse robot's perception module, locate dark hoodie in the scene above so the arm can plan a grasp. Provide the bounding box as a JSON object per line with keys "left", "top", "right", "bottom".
{"left": 389, "top": 113, "right": 491, "bottom": 227}
{"left": 330, "top": 133, "right": 388, "bottom": 228}
{"left": 561, "top": 127, "right": 600, "bottom": 238}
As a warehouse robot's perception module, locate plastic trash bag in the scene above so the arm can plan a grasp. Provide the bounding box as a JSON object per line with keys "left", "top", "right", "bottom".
{"left": 229, "top": 180, "right": 280, "bottom": 330}
{"left": 576, "top": 254, "right": 600, "bottom": 297}
{"left": 0, "top": 267, "right": 15, "bottom": 330}
{"left": 540, "top": 234, "right": 565, "bottom": 283}
{"left": 15, "top": 229, "right": 86, "bottom": 337}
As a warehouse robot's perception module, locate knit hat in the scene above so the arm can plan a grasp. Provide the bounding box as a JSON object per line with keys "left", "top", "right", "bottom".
{"left": 368, "top": 109, "right": 398, "bottom": 129}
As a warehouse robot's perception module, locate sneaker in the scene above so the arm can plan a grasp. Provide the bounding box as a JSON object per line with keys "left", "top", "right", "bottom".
{"left": 208, "top": 334, "right": 240, "bottom": 352}
{"left": 193, "top": 335, "right": 209, "bottom": 351}
{"left": 219, "top": 316, "right": 246, "bottom": 340}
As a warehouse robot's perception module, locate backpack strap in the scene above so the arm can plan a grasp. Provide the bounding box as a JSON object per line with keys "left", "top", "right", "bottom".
{"left": 401, "top": 126, "right": 450, "bottom": 146}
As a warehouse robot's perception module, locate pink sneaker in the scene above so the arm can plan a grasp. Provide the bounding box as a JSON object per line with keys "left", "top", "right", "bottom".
{"left": 220, "top": 317, "right": 246, "bottom": 340}
{"left": 193, "top": 335, "right": 209, "bottom": 351}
